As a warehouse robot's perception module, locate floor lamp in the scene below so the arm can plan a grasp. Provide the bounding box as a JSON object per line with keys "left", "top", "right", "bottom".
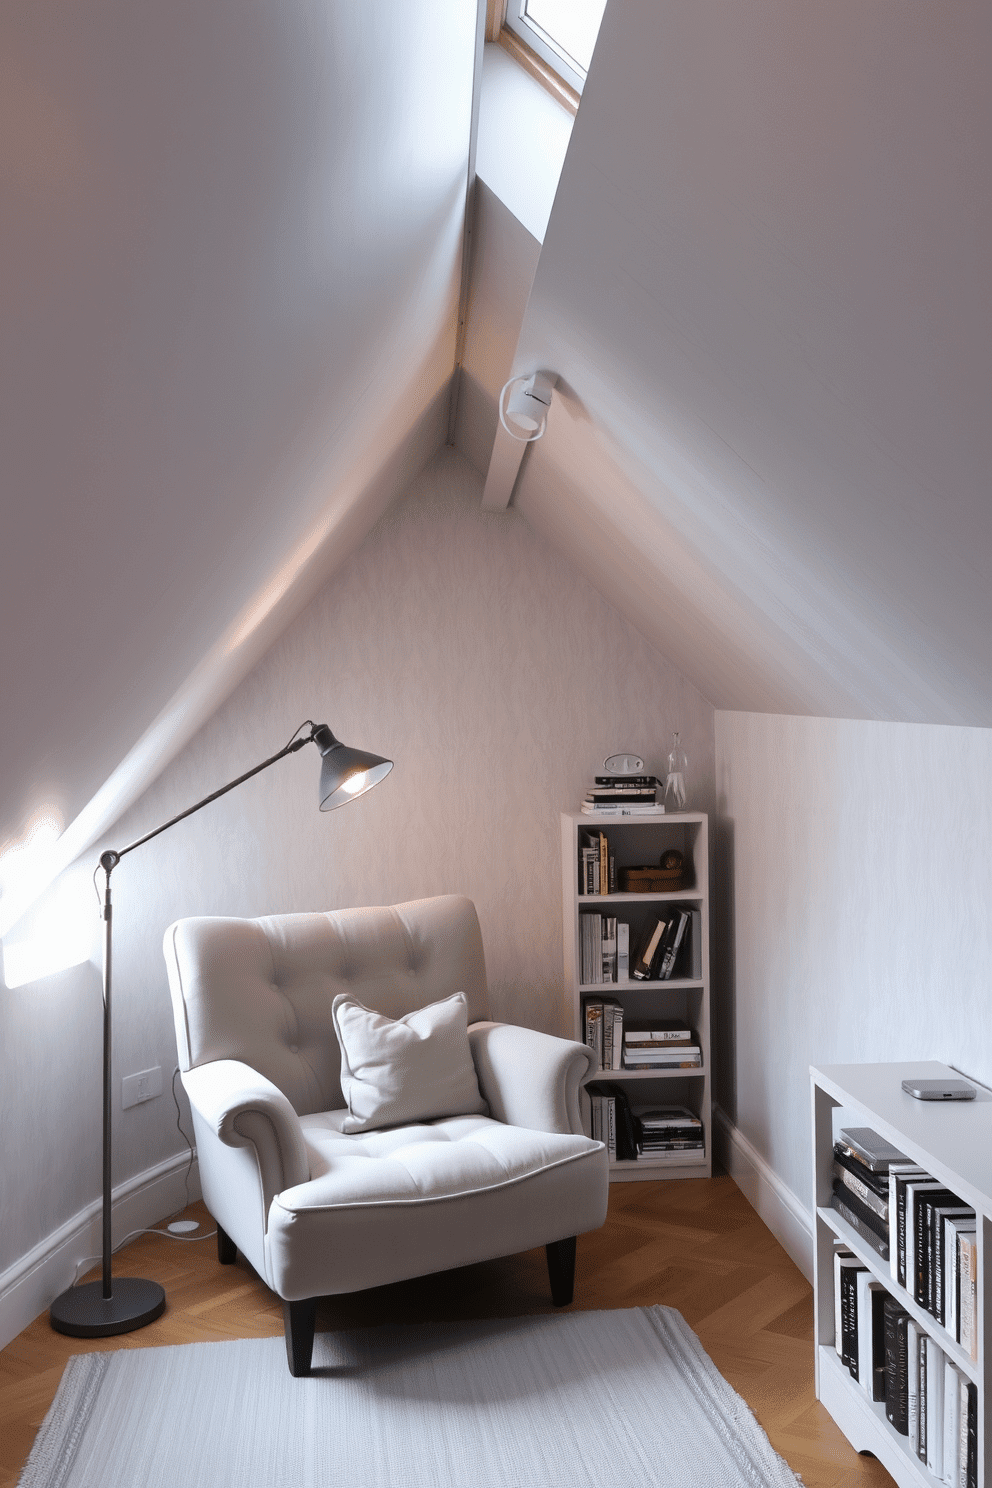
{"left": 49, "top": 721, "right": 392, "bottom": 1338}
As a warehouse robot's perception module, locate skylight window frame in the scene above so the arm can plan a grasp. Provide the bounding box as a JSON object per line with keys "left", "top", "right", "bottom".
{"left": 503, "top": 0, "right": 590, "bottom": 95}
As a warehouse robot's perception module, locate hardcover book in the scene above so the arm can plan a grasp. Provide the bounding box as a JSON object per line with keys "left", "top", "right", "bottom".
{"left": 838, "top": 1127, "right": 910, "bottom": 1173}
{"left": 883, "top": 1297, "right": 910, "bottom": 1435}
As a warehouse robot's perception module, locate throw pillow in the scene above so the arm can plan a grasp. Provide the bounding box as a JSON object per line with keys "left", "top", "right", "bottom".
{"left": 332, "top": 990, "right": 488, "bottom": 1133}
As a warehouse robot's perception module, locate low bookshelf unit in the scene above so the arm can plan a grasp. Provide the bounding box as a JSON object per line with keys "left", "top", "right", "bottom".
{"left": 561, "top": 810, "right": 711, "bottom": 1182}
{"left": 811, "top": 1061, "right": 991, "bottom": 1488}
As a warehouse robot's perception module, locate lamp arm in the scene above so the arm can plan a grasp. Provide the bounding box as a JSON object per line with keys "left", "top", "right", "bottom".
{"left": 101, "top": 728, "right": 317, "bottom": 873}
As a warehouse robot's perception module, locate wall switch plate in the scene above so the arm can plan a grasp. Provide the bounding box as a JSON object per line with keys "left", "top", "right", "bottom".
{"left": 122, "top": 1065, "right": 163, "bottom": 1109}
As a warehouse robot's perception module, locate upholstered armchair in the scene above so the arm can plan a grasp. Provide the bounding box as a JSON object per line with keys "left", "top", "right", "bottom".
{"left": 163, "top": 894, "right": 609, "bottom": 1375}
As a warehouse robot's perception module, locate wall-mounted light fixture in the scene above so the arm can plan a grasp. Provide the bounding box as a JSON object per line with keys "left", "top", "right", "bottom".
{"left": 498, "top": 372, "right": 556, "bottom": 442}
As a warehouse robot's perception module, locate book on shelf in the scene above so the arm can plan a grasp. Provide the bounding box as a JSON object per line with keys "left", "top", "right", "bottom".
{"left": 588, "top": 1081, "right": 639, "bottom": 1161}
{"left": 886, "top": 1161, "right": 927, "bottom": 1287}
{"left": 624, "top": 1021, "right": 693, "bottom": 1043}
{"left": 943, "top": 1358, "right": 962, "bottom": 1488}
{"left": 832, "top": 1249, "right": 857, "bottom": 1359}
{"left": 882, "top": 1296, "right": 910, "bottom": 1435}
{"left": 631, "top": 917, "right": 667, "bottom": 979}
{"left": 832, "top": 1153, "right": 888, "bottom": 1222}
{"left": 583, "top": 1001, "right": 603, "bottom": 1068}
{"left": 624, "top": 1045, "right": 701, "bottom": 1069}
{"left": 637, "top": 1106, "right": 704, "bottom": 1152}
{"left": 925, "top": 1334, "right": 944, "bottom": 1478}
{"left": 959, "top": 1232, "right": 978, "bottom": 1362}
{"left": 932, "top": 1203, "right": 973, "bottom": 1325}
{"left": 944, "top": 1214, "right": 977, "bottom": 1344}
{"left": 856, "top": 1272, "right": 889, "bottom": 1402}
{"left": 836, "top": 1254, "right": 866, "bottom": 1377}
{"left": 581, "top": 913, "right": 623, "bottom": 985}
{"left": 583, "top": 998, "right": 623, "bottom": 1071}
{"left": 965, "top": 1377, "right": 978, "bottom": 1488}
{"left": 658, "top": 909, "right": 691, "bottom": 979}
{"left": 577, "top": 830, "right": 615, "bottom": 895}
{"left": 594, "top": 775, "right": 660, "bottom": 786}
{"left": 587, "top": 1087, "right": 616, "bottom": 1157}
{"left": 909, "top": 1182, "right": 958, "bottom": 1310}
{"left": 601, "top": 917, "right": 618, "bottom": 984}
{"left": 616, "top": 922, "right": 629, "bottom": 980}
{"left": 837, "top": 1127, "right": 910, "bottom": 1174}
{"left": 905, "top": 1319, "right": 920, "bottom": 1451}
{"left": 831, "top": 1188, "right": 890, "bottom": 1261}
{"left": 585, "top": 788, "right": 658, "bottom": 804}
{"left": 917, "top": 1327, "right": 927, "bottom": 1463}
{"left": 580, "top": 803, "right": 666, "bottom": 816}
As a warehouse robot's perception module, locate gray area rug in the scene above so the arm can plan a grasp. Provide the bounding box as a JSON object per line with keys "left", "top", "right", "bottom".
{"left": 21, "top": 1306, "right": 802, "bottom": 1488}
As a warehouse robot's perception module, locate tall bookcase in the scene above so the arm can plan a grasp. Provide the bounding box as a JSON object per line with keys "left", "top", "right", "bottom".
{"left": 561, "top": 811, "right": 711, "bottom": 1182}
{"left": 811, "top": 1061, "right": 991, "bottom": 1488}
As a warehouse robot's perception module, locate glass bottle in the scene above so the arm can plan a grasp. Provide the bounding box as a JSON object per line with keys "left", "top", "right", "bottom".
{"left": 664, "top": 732, "right": 688, "bottom": 811}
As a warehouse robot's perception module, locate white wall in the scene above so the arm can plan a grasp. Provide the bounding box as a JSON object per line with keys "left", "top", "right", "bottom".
{"left": 0, "top": 0, "right": 476, "bottom": 922}
{"left": 714, "top": 712, "right": 992, "bottom": 1228}
{"left": 0, "top": 449, "right": 714, "bottom": 1309}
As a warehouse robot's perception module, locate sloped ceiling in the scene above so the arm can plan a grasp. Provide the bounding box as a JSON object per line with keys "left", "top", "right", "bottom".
{"left": 0, "top": 0, "right": 478, "bottom": 924}
{"left": 506, "top": 0, "right": 992, "bottom": 724}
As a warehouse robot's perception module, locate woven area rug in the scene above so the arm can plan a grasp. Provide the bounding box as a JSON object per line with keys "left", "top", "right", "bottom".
{"left": 20, "top": 1306, "right": 802, "bottom": 1488}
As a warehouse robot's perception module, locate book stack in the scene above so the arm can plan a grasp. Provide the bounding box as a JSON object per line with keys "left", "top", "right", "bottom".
{"left": 581, "top": 775, "right": 665, "bottom": 817}
{"left": 622, "top": 1021, "right": 700, "bottom": 1070}
{"left": 630, "top": 908, "right": 699, "bottom": 981}
{"left": 636, "top": 1106, "right": 704, "bottom": 1154}
{"left": 832, "top": 1247, "right": 978, "bottom": 1484}
{"left": 831, "top": 1128, "right": 897, "bottom": 1262}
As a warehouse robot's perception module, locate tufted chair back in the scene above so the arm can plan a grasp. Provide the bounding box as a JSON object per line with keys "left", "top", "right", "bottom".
{"left": 163, "top": 895, "right": 490, "bottom": 1117}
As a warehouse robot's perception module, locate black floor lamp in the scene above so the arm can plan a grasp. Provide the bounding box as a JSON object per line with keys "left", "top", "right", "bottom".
{"left": 49, "top": 720, "right": 392, "bottom": 1338}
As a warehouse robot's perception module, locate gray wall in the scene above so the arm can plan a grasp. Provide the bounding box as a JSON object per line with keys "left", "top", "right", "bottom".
{"left": 0, "top": 449, "right": 714, "bottom": 1279}
{"left": 714, "top": 711, "right": 992, "bottom": 1209}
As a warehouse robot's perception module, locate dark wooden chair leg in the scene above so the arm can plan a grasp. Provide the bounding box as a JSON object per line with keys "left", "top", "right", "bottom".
{"left": 546, "top": 1236, "right": 577, "bottom": 1307}
{"left": 217, "top": 1223, "right": 237, "bottom": 1265}
{"left": 284, "top": 1297, "right": 318, "bottom": 1377}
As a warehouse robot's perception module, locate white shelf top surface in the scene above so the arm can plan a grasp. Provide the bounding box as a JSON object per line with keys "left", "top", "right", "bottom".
{"left": 812, "top": 1060, "right": 992, "bottom": 1209}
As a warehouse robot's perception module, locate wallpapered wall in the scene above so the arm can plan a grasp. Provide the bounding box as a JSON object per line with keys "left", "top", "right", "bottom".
{"left": 713, "top": 711, "right": 992, "bottom": 1211}
{"left": 0, "top": 449, "right": 715, "bottom": 1277}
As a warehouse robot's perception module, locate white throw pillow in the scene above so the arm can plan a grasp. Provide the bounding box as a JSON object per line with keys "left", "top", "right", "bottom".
{"left": 332, "top": 991, "right": 488, "bottom": 1133}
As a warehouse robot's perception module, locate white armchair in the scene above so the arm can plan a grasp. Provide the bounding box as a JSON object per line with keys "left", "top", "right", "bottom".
{"left": 163, "top": 894, "right": 609, "bottom": 1374}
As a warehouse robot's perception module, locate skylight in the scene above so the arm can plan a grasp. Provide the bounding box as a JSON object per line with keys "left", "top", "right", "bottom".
{"left": 503, "top": 0, "right": 608, "bottom": 95}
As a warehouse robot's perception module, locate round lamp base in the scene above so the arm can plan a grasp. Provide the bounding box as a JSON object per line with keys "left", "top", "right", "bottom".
{"left": 50, "top": 1277, "right": 166, "bottom": 1338}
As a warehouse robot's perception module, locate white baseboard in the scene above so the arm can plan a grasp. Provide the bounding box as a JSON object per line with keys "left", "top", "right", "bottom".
{"left": 0, "top": 1151, "right": 201, "bottom": 1352}
{"left": 713, "top": 1105, "right": 814, "bottom": 1283}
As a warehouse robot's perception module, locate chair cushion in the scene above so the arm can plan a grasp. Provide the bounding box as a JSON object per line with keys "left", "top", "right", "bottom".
{"left": 294, "top": 1110, "right": 592, "bottom": 1205}
{"left": 332, "top": 990, "right": 487, "bottom": 1133}
{"left": 265, "top": 1112, "right": 609, "bottom": 1299}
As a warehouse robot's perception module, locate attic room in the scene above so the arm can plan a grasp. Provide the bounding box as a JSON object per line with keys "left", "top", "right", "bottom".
{"left": 2, "top": 0, "right": 990, "bottom": 1484}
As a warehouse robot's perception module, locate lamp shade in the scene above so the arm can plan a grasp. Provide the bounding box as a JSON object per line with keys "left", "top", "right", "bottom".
{"left": 313, "top": 726, "right": 393, "bottom": 811}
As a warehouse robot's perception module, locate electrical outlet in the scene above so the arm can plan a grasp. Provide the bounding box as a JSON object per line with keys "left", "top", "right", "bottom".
{"left": 122, "top": 1065, "right": 163, "bottom": 1109}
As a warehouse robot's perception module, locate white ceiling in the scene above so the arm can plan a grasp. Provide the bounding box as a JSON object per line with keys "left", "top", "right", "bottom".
{"left": 0, "top": 0, "right": 477, "bottom": 923}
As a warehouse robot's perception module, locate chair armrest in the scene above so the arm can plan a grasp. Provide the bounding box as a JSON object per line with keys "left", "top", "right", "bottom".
{"left": 182, "top": 1060, "right": 310, "bottom": 1198}
{"left": 468, "top": 1022, "right": 595, "bottom": 1136}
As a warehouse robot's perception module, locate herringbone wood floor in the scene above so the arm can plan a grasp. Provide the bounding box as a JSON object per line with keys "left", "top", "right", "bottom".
{"left": 0, "top": 1176, "right": 893, "bottom": 1487}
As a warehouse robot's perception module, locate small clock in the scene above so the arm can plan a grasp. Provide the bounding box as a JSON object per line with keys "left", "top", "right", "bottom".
{"left": 603, "top": 753, "right": 644, "bottom": 775}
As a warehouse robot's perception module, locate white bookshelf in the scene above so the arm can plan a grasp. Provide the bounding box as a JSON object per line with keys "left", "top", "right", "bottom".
{"left": 561, "top": 811, "right": 711, "bottom": 1182}
{"left": 811, "top": 1061, "right": 991, "bottom": 1488}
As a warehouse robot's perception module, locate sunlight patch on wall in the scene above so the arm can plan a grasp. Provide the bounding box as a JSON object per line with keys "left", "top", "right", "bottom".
{"left": 0, "top": 837, "right": 96, "bottom": 990}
